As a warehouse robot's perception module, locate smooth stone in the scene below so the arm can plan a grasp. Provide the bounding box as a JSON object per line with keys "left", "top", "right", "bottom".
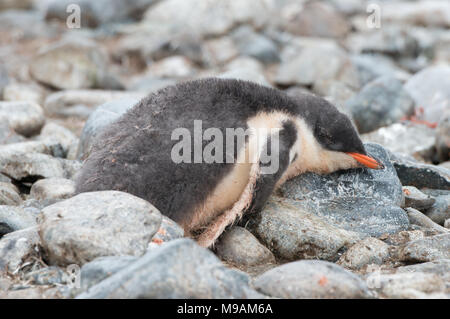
{"left": 0, "top": 115, "right": 25, "bottom": 144}
{"left": 0, "top": 140, "right": 65, "bottom": 158}
{"left": 406, "top": 207, "right": 449, "bottom": 234}
{"left": 39, "top": 123, "right": 78, "bottom": 157}
{"left": 150, "top": 215, "right": 184, "bottom": 245}
{"left": 399, "top": 233, "right": 450, "bottom": 262}
{"left": 389, "top": 152, "right": 450, "bottom": 190}
{"left": 76, "top": 98, "right": 139, "bottom": 160}
{"left": 30, "top": 178, "right": 76, "bottom": 201}
{"left": 215, "top": 226, "right": 275, "bottom": 267}
{"left": 0, "top": 63, "right": 8, "bottom": 97}
{"left": 147, "top": 56, "right": 197, "bottom": 78}
{"left": 383, "top": 230, "right": 425, "bottom": 246}
{"left": 0, "top": 182, "right": 22, "bottom": 206}
{"left": 278, "top": 143, "right": 409, "bottom": 237}
{"left": 77, "top": 238, "right": 258, "bottom": 298}
{"left": 231, "top": 26, "right": 280, "bottom": 64}
{"left": 247, "top": 197, "right": 359, "bottom": 262}
{"left": 39, "top": 191, "right": 162, "bottom": 266}
{"left": 346, "top": 76, "right": 414, "bottom": 134}
{"left": 402, "top": 186, "right": 436, "bottom": 210}
{"left": 362, "top": 123, "right": 436, "bottom": 161}
{"left": 445, "top": 219, "right": 450, "bottom": 229}
{"left": 337, "top": 237, "right": 390, "bottom": 270}
{"left": 3, "top": 82, "right": 45, "bottom": 105}
{"left": 0, "top": 227, "right": 40, "bottom": 273}
{"left": 0, "top": 101, "right": 45, "bottom": 137}
{"left": 425, "top": 195, "right": 450, "bottom": 225}
{"left": 254, "top": 260, "right": 370, "bottom": 299}
{"left": 435, "top": 111, "right": 450, "bottom": 162}
{"left": 204, "top": 36, "right": 239, "bottom": 65}
{"left": 383, "top": 1, "right": 450, "bottom": 28}
{"left": 0, "top": 206, "right": 37, "bottom": 237}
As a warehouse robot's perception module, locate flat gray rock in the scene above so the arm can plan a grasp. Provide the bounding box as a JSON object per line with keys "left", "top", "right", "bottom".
{"left": 278, "top": 143, "right": 409, "bottom": 237}
{"left": 0, "top": 206, "right": 37, "bottom": 237}
{"left": 399, "top": 233, "right": 450, "bottom": 262}
{"left": 39, "top": 191, "right": 162, "bottom": 266}
{"left": 425, "top": 195, "right": 450, "bottom": 225}
{"left": 402, "top": 186, "right": 436, "bottom": 211}
{"left": 254, "top": 260, "right": 370, "bottom": 299}
{"left": 77, "top": 238, "right": 258, "bottom": 299}
{"left": 337, "top": 237, "right": 390, "bottom": 270}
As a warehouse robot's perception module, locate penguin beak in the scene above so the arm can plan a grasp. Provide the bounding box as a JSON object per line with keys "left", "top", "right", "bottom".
{"left": 346, "top": 152, "right": 384, "bottom": 169}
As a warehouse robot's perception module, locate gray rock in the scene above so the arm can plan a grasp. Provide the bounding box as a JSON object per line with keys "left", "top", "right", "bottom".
{"left": 30, "top": 178, "right": 76, "bottom": 201}
{"left": 383, "top": 1, "right": 450, "bottom": 28}
{"left": 445, "top": 219, "right": 450, "bottom": 229}
{"left": 0, "top": 63, "right": 8, "bottom": 98}
{"left": 79, "top": 255, "right": 138, "bottom": 292}
{"left": 39, "top": 123, "right": 78, "bottom": 157}
{"left": 143, "top": 0, "right": 273, "bottom": 37}
{"left": 77, "top": 238, "right": 257, "bottom": 298}
{"left": 3, "top": 83, "right": 45, "bottom": 105}
{"left": 436, "top": 111, "right": 450, "bottom": 162}
{"left": 346, "top": 76, "right": 414, "bottom": 134}
{"left": 218, "top": 69, "right": 271, "bottom": 88}
{"left": 337, "top": 237, "right": 390, "bottom": 270}
{"left": 247, "top": 197, "right": 359, "bottom": 261}
{"left": 204, "top": 36, "right": 239, "bottom": 65}
{"left": 147, "top": 56, "right": 197, "bottom": 78}
{"left": 278, "top": 143, "right": 409, "bottom": 237}
{"left": 44, "top": 90, "right": 144, "bottom": 118}
{"left": 404, "top": 66, "right": 450, "bottom": 123}
{"left": 150, "top": 215, "right": 184, "bottom": 245}
{"left": 0, "top": 101, "right": 45, "bottom": 137}
{"left": 384, "top": 230, "right": 425, "bottom": 246}
{"left": 389, "top": 152, "right": 450, "bottom": 190}
{"left": 275, "top": 45, "right": 359, "bottom": 95}
{"left": 402, "top": 186, "right": 435, "bottom": 210}
{"left": 0, "top": 206, "right": 37, "bottom": 237}
{"left": 0, "top": 182, "right": 22, "bottom": 206}
{"left": 0, "top": 140, "right": 65, "bottom": 158}
{"left": 362, "top": 123, "right": 436, "bottom": 161}
{"left": 45, "top": 0, "right": 157, "bottom": 28}
{"left": 39, "top": 191, "right": 162, "bottom": 266}
{"left": 0, "top": 115, "right": 25, "bottom": 145}
{"left": 0, "top": 152, "right": 79, "bottom": 182}
{"left": 425, "top": 195, "right": 450, "bottom": 225}
{"left": 254, "top": 260, "right": 370, "bottom": 299}
{"left": 29, "top": 38, "right": 110, "bottom": 90}
{"left": 0, "top": 0, "right": 32, "bottom": 10}
{"left": 281, "top": 1, "right": 350, "bottom": 38}
{"left": 406, "top": 207, "right": 449, "bottom": 234}
{"left": 126, "top": 75, "right": 176, "bottom": 94}
{"left": 24, "top": 266, "right": 66, "bottom": 286}
{"left": 395, "top": 259, "right": 450, "bottom": 285}
{"left": 76, "top": 98, "right": 138, "bottom": 160}
{"left": 0, "top": 227, "right": 40, "bottom": 273}
{"left": 215, "top": 226, "right": 275, "bottom": 267}
{"left": 231, "top": 26, "right": 280, "bottom": 64}
{"left": 374, "top": 272, "right": 447, "bottom": 299}
{"left": 399, "top": 233, "right": 450, "bottom": 262}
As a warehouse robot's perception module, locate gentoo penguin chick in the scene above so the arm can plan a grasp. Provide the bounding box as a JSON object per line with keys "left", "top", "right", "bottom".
{"left": 75, "top": 78, "right": 383, "bottom": 248}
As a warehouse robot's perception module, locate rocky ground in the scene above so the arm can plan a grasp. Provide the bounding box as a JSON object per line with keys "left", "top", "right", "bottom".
{"left": 0, "top": 0, "right": 449, "bottom": 299}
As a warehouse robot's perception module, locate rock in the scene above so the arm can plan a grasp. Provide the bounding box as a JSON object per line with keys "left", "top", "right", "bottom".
{"left": 30, "top": 178, "right": 76, "bottom": 201}
{"left": 395, "top": 259, "right": 450, "bottom": 284}
{"left": 0, "top": 64, "right": 7, "bottom": 97}
{"left": 231, "top": 26, "right": 279, "bottom": 64}
{"left": 44, "top": 90, "right": 144, "bottom": 118}
{"left": 77, "top": 239, "right": 257, "bottom": 298}
{"left": 150, "top": 216, "right": 184, "bottom": 245}
{"left": 24, "top": 266, "right": 66, "bottom": 286}
{"left": 399, "top": 233, "right": 450, "bottom": 262}
{"left": 253, "top": 260, "right": 370, "bottom": 299}
{"left": 0, "top": 101, "right": 45, "bottom": 137}
{"left": 278, "top": 143, "right": 409, "bottom": 237}
{"left": 0, "top": 152, "right": 80, "bottom": 182}
{"left": 79, "top": 255, "right": 138, "bottom": 292}
{"left": 0, "top": 140, "right": 65, "bottom": 158}
{"left": 383, "top": 1, "right": 450, "bottom": 28}
{"left": 351, "top": 54, "right": 411, "bottom": 86}
{"left": 337, "top": 237, "right": 390, "bottom": 270}
{"left": 406, "top": 208, "right": 449, "bottom": 234}
{"left": 346, "top": 76, "right": 414, "bottom": 134}
{"left": 374, "top": 272, "right": 447, "bottom": 298}
{"left": 275, "top": 45, "right": 359, "bottom": 95}
{"left": 218, "top": 69, "right": 271, "bottom": 88}
{"left": 247, "top": 197, "right": 359, "bottom": 261}
{"left": 147, "top": 56, "right": 196, "bottom": 78}
{"left": 39, "top": 191, "right": 162, "bottom": 266}
{"left": 126, "top": 75, "right": 176, "bottom": 94}
{"left": 215, "top": 226, "right": 275, "bottom": 267}
{"left": 384, "top": 230, "right": 425, "bottom": 246}
{"left": 0, "top": 227, "right": 40, "bottom": 273}
{"left": 0, "top": 182, "right": 22, "bottom": 206}
{"left": 445, "top": 219, "right": 450, "bottom": 229}
{"left": 3, "top": 83, "right": 45, "bottom": 105}
{"left": 45, "top": 0, "right": 157, "bottom": 28}
{"left": 0, "top": 115, "right": 25, "bottom": 145}
{"left": 404, "top": 66, "right": 450, "bottom": 123}
{"left": 362, "top": 123, "right": 435, "bottom": 160}
{"left": 39, "top": 123, "right": 78, "bottom": 158}
{"left": 143, "top": 0, "right": 274, "bottom": 38}
{"left": 204, "top": 37, "right": 239, "bottom": 65}
{"left": 389, "top": 152, "right": 450, "bottom": 190}
{"left": 0, "top": 206, "right": 37, "bottom": 237}
{"left": 76, "top": 98, "right": 139, "bottom": 160}
{"left": 282, "top": 1, "right": 350, "bottom": 38}
{"left": 402, "top": 186, "right": 435, "bottom": 210}
{"left": 0, "top": 0, "right": 33, "bottom": 10}
{"left": 425, "top": 195, "right": 450, "bottom": 225}
{"left": 436, "top": 111, "right": 450, "bottom": 162}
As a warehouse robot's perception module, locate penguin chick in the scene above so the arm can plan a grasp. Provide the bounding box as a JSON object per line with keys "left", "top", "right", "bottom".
{"left": 75, "top": 78, "right": 383, "bottom": 248}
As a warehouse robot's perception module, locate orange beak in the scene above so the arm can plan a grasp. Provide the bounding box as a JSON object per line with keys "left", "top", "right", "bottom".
{"left": 346, "top": 152, "right": 384, "bottom": 169}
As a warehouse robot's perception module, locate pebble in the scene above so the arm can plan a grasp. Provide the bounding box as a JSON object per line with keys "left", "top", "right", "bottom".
{"left": 30, "top": 178, "right": 76, "bottom": 201}
{"left": 337, "top": 237, "right": 390, "bottom": 270}
{"left": 399, "top": 233, "right": 450, "bottom": 262}
{"left": 0, "top": 101, "right": 45, "bottom": 137}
